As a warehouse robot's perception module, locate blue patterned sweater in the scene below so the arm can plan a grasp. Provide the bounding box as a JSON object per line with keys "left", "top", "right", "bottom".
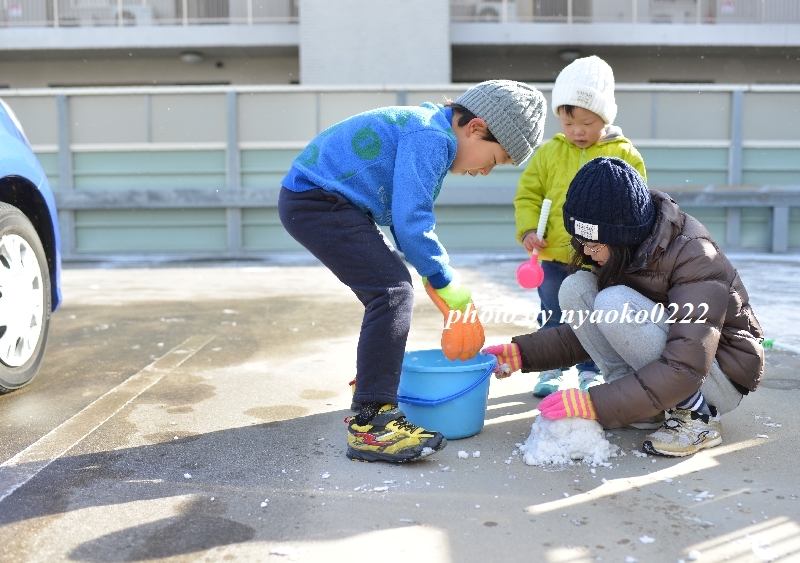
{"left": 282, "top": 102, "right": 458, "bottom": 289}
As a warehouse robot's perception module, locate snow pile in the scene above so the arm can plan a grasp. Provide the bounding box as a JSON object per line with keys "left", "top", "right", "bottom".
{"left": 521, "top": 417, "right": 618, "bottom": 466}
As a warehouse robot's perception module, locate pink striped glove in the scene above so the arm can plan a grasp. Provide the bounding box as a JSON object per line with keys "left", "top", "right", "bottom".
{"left": 538, "top": 389, "right": 598, "bottom": 421}
{"left": 481, "top": 344, "right": 521, "bottom": 379}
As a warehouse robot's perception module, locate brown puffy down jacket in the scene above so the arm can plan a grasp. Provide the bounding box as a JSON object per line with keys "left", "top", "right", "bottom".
{"left": 511, "top": 190, "right": 764, "bottom": 428}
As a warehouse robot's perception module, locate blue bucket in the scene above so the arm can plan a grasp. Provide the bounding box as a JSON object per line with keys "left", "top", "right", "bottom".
{"left": 398, "top": 349, "right": 496, "bottom": 440}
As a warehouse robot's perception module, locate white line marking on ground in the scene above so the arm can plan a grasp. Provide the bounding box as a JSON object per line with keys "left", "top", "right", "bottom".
{"left": 0, "top": 334, "right": 215, "bottom": 505}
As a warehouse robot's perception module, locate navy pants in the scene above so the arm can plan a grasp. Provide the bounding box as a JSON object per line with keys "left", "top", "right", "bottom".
{"left": 278, "top": 187, "right": 413, "bottom": 405}
{"left": 538, "top": 260, "right": 600, "bottom": 374}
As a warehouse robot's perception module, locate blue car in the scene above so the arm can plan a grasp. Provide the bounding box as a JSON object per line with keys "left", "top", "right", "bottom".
{"left": 0, "top": 98, "right": 62, "bottom": 393}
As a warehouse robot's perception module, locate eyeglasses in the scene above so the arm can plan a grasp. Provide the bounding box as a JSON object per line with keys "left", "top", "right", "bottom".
{"left": 574, "top": 237, "right": 606, "bottom": 255}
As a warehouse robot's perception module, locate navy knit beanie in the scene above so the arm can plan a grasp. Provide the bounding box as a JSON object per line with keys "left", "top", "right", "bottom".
{"left": 563, "top": 157, "right": 655, "bottom": 246}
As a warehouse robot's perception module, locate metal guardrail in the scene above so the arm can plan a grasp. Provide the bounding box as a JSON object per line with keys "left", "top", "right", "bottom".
{"left": 49, "top": 185, "right": 800, "bottom": 255}
{"left": 2, "top": 83, "right": 799, "bottom": 257}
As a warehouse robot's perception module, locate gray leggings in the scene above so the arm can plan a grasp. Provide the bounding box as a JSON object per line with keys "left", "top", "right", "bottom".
{"left": 558, "top": 270, "right": 744, "bottom": 414}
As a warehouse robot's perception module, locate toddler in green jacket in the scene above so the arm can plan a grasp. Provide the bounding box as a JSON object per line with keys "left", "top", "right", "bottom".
{"left": 514, "top": 55, "right": 647, "bottom": 398}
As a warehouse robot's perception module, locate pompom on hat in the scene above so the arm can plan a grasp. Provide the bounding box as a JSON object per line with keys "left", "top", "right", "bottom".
{"left": 563, "top": 157, "right": 655, "bottom": 247}
{"left": 552, "top": 55, "right": 617, "bottom": 124}
{"left": 455, "top": 79, "right": 547, "bottom": 166}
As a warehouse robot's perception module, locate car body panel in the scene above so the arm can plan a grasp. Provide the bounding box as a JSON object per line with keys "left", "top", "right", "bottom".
{"left": 0, "top": 98, "right": 62, "bottom": 310}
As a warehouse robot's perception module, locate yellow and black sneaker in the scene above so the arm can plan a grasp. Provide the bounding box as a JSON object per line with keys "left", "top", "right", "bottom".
{"left": 346, "top": 404, "right": 447, "bottom": 463}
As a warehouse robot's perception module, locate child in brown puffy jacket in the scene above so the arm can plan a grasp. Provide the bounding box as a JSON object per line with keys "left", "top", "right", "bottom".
{"left": 484, "top": 157, "right": 764, "bottom": 457}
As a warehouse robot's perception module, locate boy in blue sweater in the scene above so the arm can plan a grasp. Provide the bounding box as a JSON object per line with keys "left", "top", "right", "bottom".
{"left": 279, "top": 80, "right": 546, "bottom": 463}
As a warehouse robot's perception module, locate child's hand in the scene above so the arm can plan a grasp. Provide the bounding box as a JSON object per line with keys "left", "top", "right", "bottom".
{"left": 424, "top": 271, "right": 471, "bottom": 312}
{"left": 434, "top": 282, "right": 472, "bottom": 312}
{"left": 538, "top": 389, "right": 598, "bottom": 421}
{"left": 522, "top": 231, "right": 548, "bottom": 253}
{"left": 481, "top": 343, "right": 521, "bottom": 379}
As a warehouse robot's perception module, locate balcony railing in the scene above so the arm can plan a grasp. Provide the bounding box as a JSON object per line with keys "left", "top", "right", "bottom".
{"left": 4, "top": 0, "right": 800, "bottom": 28}
{"left": 451, "top": 0, "right": 800, "bottom": 24}
{"left": 0, "top": 0, "right": 297, "bottom": 26}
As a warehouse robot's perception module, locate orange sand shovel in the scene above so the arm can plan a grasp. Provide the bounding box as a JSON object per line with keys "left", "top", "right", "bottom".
{"left": 424, "top": 281, "right": 485, "bottom": 361}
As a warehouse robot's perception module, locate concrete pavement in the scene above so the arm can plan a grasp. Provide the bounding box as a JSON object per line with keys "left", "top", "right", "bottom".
{"left": 0, "top": 256, "right": 798, "bottom": 563}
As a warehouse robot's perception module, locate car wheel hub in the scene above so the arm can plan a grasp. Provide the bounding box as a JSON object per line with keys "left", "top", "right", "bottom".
{"left": 0, "top": 233, "right": 45, "bottom": 367}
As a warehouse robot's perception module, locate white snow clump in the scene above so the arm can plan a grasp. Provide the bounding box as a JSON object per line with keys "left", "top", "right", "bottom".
{"left": 521, "top": 417, "right": 617, "bottom": 466}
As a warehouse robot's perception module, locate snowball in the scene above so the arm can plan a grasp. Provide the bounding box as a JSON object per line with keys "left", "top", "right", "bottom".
{"left": 522, "top": 417, "right": 618, "bottom": 466}
{"left": 457, "top": 451, "right": 469, "bottom": 459}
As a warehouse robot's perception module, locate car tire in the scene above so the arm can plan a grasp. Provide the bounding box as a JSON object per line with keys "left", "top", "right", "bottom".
{"left": 0, "top": 202, "right": 52, "bottom": 393}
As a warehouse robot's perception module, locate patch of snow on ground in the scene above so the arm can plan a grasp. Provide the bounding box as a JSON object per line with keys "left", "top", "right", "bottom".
{"left": 521, "top": 417, "right": 618, "bottom": 466}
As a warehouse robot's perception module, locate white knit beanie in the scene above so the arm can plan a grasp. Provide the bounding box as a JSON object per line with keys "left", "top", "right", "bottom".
{"left": 551, "top": 55, "right": 617, "bottom": 124}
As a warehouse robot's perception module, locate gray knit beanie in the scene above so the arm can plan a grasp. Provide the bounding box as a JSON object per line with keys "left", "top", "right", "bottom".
{"left": 455, "top": 80, "right": 547, "bottom": 166}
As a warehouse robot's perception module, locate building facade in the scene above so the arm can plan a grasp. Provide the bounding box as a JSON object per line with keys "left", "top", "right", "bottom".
{"left": 2, "top": 0, "right": 800, "bottom": 87}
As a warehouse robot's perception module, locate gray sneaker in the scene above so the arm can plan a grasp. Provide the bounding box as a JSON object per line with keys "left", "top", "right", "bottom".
{"left": 642, "top": 408, "right": 721, "bottom": 457}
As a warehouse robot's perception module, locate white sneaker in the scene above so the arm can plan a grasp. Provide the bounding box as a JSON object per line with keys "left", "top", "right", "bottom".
{"left": 642, "top": 408, "right": 722, "bottom": 457}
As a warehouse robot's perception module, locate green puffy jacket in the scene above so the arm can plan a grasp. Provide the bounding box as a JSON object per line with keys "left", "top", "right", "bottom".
{"left": 514, "top": 128, "right": 647, "bottom": 264}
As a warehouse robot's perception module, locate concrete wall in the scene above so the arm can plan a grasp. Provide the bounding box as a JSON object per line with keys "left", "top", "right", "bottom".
{"left": 0, "top": 55, "right": 299, "bottom": 89}
{"left": 298, "top": 0, "right": 450, "bottom": 85}
{"left": 4, "top": 45, "right": 797, "bottom": 90}
{"left": 451, "top": 45, "right": 800, "bottom": 84}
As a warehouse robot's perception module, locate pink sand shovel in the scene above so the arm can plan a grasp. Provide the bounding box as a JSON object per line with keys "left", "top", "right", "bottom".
{"left": 516, "top": 198, "right": 552, "bottom": 289}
